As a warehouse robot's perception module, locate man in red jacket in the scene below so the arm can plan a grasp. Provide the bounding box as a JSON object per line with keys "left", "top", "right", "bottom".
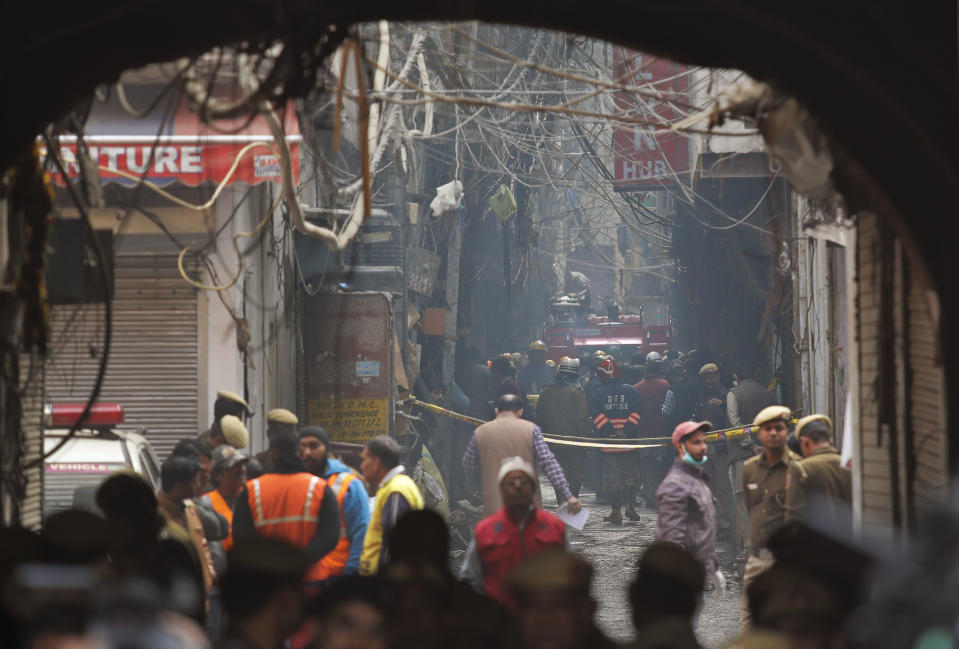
{"left": 460, "top": 457, "right": 567, "bottom": 605}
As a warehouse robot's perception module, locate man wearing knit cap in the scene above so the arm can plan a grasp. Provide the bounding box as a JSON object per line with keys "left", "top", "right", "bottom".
{"left": 255, "top": 408, "right": 299, "bottom": 472}
{"left": 739, "top": 405, "right": 807, "bottom": 630}
{"left": 460, "top": 457, "right": 567, "bottom": 605}
{"left": 299, "top": 426, "right": 371, "bottom": 577}
{"left": 786, "top": 414, "right": 851, "bottom": 532}
{"left": 199, "top": 389, "right": 252, "bottom": 448}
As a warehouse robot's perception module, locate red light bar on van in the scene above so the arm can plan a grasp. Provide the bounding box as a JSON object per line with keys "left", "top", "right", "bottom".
{"left": 47, "top": 403, "right": 125, "bottom": 428}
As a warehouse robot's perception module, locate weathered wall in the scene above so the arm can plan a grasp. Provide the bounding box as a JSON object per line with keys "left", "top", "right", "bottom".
{"left": 855, "top": 210, "right": 948, "bottom": 540}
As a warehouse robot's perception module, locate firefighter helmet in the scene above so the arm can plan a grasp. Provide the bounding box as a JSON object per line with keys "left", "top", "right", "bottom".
{"left": 592, "top": 349, "right": 608, "bottom": 359}
{"left": 546, "top": 360, "right": 556, "bottom": 367}
{"left": 596, "top": 357, "right": 620, "bottom": 378}
{"left": 529, "top": 340, "right": 547, "bottom": 352}
{"left": 559, "top": 357, "right": 580, "bottom": 375}
{"left": 645, "top": 351, "right": 663, "bottom": 364}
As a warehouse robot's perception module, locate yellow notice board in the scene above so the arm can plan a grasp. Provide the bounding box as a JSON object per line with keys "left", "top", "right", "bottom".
{"left": 308, "top": 398, "right": 389, "bottom": 444}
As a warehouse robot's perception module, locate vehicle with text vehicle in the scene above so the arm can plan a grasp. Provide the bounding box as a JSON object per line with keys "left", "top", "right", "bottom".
{"left": 43, "top": 402, "right": 161, "bottom": 518}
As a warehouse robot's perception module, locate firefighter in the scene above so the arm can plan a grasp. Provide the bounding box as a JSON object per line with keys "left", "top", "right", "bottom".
{"left": 588, "top": 357, "right": 643, "bottom": 524}
{"left": 634, "top": 351, "right": 672, "bottom": 500}
{"left": 231, "top": 429, "right": 340, "bottom": 589}
{"left": 518, "top": 340, "right": 557, "bottom": 399}
{"left": 536, "top": 357, "right": 590, "bottom": 497}
{"left": 580, "top": 349, "right": 608, "bottom": 401}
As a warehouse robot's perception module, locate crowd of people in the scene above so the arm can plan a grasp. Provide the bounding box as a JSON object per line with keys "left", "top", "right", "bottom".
{"left": 2, "top": 344, "right": 866, "bottom": 649}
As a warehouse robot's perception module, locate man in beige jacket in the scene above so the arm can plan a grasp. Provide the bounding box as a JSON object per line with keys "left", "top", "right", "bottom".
{"left": 463, "top": 394, "right": 582, "bottom": 516}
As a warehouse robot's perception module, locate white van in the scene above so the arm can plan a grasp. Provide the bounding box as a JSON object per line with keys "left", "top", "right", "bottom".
{"left": 43, "top": 403, "right": 162, "bottom": 518}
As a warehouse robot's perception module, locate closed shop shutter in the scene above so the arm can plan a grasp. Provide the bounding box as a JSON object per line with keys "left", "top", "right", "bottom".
{"left": 45, "top": 254, "right": 199, "bottom": 460}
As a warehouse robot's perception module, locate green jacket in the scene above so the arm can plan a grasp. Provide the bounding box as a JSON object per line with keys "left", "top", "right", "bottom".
{"left": 534, "top": 380, "right": 591, "bottom": 439}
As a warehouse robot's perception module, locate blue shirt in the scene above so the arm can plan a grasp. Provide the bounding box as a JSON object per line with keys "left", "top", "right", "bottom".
{"left": 322, "top": 457, "right": 371, "bottom": 575}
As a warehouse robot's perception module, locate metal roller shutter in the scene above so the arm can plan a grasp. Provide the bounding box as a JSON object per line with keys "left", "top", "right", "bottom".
{"left": 45, "top": 254, "right": 199, "bottom": 459}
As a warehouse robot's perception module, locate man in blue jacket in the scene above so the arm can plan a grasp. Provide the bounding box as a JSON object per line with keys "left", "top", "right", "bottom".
{"left": 299, "top": 426, "right": 371, "bottom": 577}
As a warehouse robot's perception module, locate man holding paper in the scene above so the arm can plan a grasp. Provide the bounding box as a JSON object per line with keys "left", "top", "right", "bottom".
{"left": 459, "top": 457, "right": 568, "bottom": 605}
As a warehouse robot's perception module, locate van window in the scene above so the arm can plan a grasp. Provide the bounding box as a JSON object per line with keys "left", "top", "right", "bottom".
{"left": 139, "top": 446, "right": 161, "bottom": 486}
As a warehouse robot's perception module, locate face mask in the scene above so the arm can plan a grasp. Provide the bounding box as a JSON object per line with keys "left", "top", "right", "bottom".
{"left": 683, "top": 451, "right": 708, "bottom": 467}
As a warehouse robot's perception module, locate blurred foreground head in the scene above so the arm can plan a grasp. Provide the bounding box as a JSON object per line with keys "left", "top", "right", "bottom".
{"left": 96, "top": 472, "right": 164, "bottom": 542}
{"left": 629, "top": 542, "right": 705, "bottom": 632}
{"left": 222, "top": 538, "right": 309, "bottom": 643}
{"left": 307, "top": 576, "right": 393, "bottom": 649}
{"left": 386, "top": 509, "right": 450, "bottom": 576}
{"left": 749, "top": 522, "right": 873, "bottom": 649}
{"left": 506, "top": 550, "right": 605, "bottom": 649}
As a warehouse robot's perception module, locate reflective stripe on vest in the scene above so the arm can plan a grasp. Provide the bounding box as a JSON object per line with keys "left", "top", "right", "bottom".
{"left": 251, "top": 476, "right": 321, "bottom": 527}
{"left": 246, "top": 473, "right": 330, "bottom": 582}
{"left": 320, "top": 472, "right": 357, "bottom": 577}
{"left": 331, "top": 472, "right": 353, "bottom": 537}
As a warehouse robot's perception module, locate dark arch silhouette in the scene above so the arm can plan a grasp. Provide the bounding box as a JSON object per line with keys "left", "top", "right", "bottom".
{"left": 4, "top": 0, "right": 956, "bottom": 464}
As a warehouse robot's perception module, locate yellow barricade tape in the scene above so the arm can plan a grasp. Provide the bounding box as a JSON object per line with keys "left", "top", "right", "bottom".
{"left": 404, "top": 399, "right": 796, "bottom": 450}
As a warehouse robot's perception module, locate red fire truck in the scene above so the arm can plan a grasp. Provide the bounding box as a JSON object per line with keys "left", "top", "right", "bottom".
{"left": 543, "top": 297, "right": 672, "bottom": 363}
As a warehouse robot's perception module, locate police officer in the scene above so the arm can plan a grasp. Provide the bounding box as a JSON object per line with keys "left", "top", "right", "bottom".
{"left": 589, "top": 357, "right": 643, "bottom": 524}
{"left": 254, "top": 408, "right": 298, "bottom": 473}
{"left": 786, "top": 415, "right": 851, "bottom": 531}
{"left": 199, "top": 390, "right": 252, "bottom": 449}
{"left": 232, "top": 430, "right": 340, "bottom": 589}
{"left": 740, "top": 406, "right": 807, "bottom": 630}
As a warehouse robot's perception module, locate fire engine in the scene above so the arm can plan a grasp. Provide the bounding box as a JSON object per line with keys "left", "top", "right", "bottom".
{"left": 543, "top": 295, "right": 672, "bottom": 363}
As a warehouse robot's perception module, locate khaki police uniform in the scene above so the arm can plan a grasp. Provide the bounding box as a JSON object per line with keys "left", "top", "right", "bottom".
{"left": 786, "top": 444, "right": 851, "bottom": 531}
{"left": 739, "top": 448, "right": 807, "bottom": 630}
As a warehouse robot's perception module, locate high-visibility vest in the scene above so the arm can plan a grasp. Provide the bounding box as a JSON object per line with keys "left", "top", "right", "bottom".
{"left": 320, "top": 472, "right": 357, "bottom": 576}
{"left": 247, "top": 473, "right": 330, "bottom": 582}
{"left": 360, "top": 473, "right": 424, "bottom": 575}
{"left": 206, "top": 489, "right": 235, "bottom": 551}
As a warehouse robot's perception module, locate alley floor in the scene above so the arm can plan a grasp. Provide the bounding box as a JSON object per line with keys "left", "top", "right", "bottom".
{"left": 540, "top": 481, "right": 742, "bottom": 647}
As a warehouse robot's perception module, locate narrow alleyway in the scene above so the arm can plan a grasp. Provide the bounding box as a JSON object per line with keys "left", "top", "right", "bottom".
{"left": 540, "top": 480, "right": 742, "bottom": 647}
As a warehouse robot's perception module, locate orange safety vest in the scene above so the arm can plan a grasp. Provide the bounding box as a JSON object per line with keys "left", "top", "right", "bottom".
{"left": 320, "top": 472, "right": 357, "bottom": 576}
{"left": 207, "top": 489, "right": 235, "bottom": 551}
{"left": 247, "top": 473, "right": 330, "bottom": 582}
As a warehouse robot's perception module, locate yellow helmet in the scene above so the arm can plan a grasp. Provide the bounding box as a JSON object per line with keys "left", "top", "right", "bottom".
{"left": 592, "top": 349, "right": 607, "bottom": 359}
{"left": 529, "top": 340, "right": 547, "bottom": 351}
{"left": 559, "top": 356, "right": 570, "bottom": 363}
{"left": 546, "top": 360, "right": 557, "bottom": 367}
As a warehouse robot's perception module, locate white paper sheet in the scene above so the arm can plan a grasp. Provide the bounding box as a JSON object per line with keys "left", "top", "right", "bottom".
{"left": 556, "top": 503, "right": 590, "bottom": 530}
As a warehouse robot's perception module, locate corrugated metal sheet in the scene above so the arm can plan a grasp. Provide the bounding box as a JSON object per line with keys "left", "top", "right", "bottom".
{"left": 45, "top": 255, "right": 198, "bottom": 460}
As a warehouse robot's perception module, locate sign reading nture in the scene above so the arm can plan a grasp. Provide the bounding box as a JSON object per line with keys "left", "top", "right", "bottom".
{"left": 42, "top": 139, "right": 299, "bottom": 188}
{"left": 611, "top": 49, "right": 691, "bottom": 192}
